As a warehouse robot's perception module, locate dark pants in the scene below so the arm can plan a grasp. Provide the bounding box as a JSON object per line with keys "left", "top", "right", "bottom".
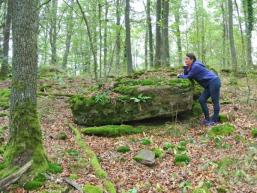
{"left": 199, "top": 77, "right": 221, "bottom": 121}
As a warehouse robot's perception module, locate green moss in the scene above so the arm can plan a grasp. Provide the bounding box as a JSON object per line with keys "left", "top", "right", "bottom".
{"left": 174, "top": 154, "right": 190, "bottom": 165}
{"left": 66, "top": 149, "right": 80, "bottom": 156}
{"left": 56, "top": 131, "right": 67, "bottom": 140}
{"left": 153, "top": 148, "right": 164, "bottom": 159}
{"left": 113, "top": 85, "right": 139, "bottom": 95}
{"left": 69, "top": 173, "right": 79, "bottom": 180}
{"left": 24, "top": 180, "right": 43, "bottom": 190}
{"left": 216, "top": 157, "right": 235, "bottom": 170}
{"left": 192, "top": 101, "right": 202, "bottom": 117}
{"left": 103, "top": 180, "right": 116, "bottom": 193}
{"left": 219, "top": 114, "right": 229, "bottom": 123}
{"left": 0, "top": 88, "right": 10, "bottom": 110}
{"left": 23, "top": 173, "right": 47, "bottom": 190}
{"left": 83, "top": 184, "right": 103, "bottom": 193}
{"left": 251, "top": 128, "right": 257, "bottom": 138}
{"left": 48, "top": 162, "right": 63, "bottom": 174}
{"left": 208, "top": 123, "right": 235, "bottom": 138}
{"left": 140, "top": 138, "right": 151, "bottom": 145}
{"left": 82, "top": 125, "right": 142, "bottom": 137}
{"left": 117, "top": 146, "right": 130, "bottom": 153}
{"left": 91, "top": 156, "right": 107, "bottom": 179}
{"left": 0, "top": 101, "right": 48, "bottom": 179}
{"left": 192, "top": 188, "right": 211, "bottom": 193}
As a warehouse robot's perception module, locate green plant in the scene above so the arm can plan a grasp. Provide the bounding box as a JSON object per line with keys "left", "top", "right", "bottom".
{"left": 153, "top": 148, "right": 164, "bottom": 159}
{"left": 140, "top": 138, "right": 151, "bottom": 145}
{"left": 174, "top": 154, "right": 190, "bottom": 165}
{"left": 66, "top": 149, "right": 80, "bottom": 156}
{"left": 208, "top": 123, "right": 235, "bottom": 138}
{"left": 117, "top": 146, "right": 130, "bottom": 153}
{"left": 251, "top": 128, "right": 257, "bottom": 138}
{"left": 93, "top": 92, "right": 110, "bottom": 105}
{"left": 130, "top": 94, "right": 151, "bottom": 103}
{"left": 163, "top": 142, "right": 175, "bottom": 150}
{"left": 48, "top": 162, "right": 63, "bottom": 174}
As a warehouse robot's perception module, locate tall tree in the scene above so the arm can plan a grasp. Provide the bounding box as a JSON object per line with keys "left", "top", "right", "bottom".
{"left": 161, "top": 0, "right": 170, "bottom": 66}
{"left": 243, "top": 0, "right": 254, "bottom": 66}
{"left": 155, "top": 0, "right": 162, "bottom": 67}
{"left": 62, "top": 0, "right": 74, "bottom": 69}
{"left": 228, "top": 0, "right": 238, "bottom": 73}
{"left": 0, "top": 0, "right": 12, "bottom": 78}
{"left": 125, "top": 0, "right": 132, "bottom": 74}
{"left": 115, "top": 0, "right": 122, "bottom": 74}
{"left": 1, "top": 0, "right": 48, "bottom": 178}
{"left": 49, "top": 0, "right": 58, "bottom": 65}
{"left": 172, "top": 0, "right": 182, "bottom": 66}
{"left": 146, "top": 0, "right": 153, "bottom": 67}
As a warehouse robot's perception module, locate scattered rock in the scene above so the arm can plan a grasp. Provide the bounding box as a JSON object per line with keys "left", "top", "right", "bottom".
{"left": 134, "top": 149, "right": 155, "bottom": 166}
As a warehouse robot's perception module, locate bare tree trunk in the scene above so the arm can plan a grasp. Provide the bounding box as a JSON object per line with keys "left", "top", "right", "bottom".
{"left": 98, "top": 1, "right": 102, "bottom": 78}
{"left": 146, "top": 0, "right": 153, "bottom": 67}
{"left": 103, "top": 0, "right": 108, "bottom": 78}
{"left": 228, "top": 0, "right": 238, "bottom": 74}
{"left": 115, "top": 0, "right": 121, "bottom": 75}
{"left": 194, "top": 0, "right": 200, "bottom": 57}
{"left": 0, "top": 0, "right": 12, "bottom": 78}
{"left": 49, "top": 0, "right": 57, "bottom": 65}
{"left": 243, "top": 0, "right": 254, "bottom": 66}
{"left": 76, "top": 0, "right": 98, "bottom": 80}
{"left": 173, "top": 0, "right": 182, "bottom": 66}
{"left": 221, "top": 1, "right": 228, "bottom": 68}
{"left": 162, "top": 0, "right": 169, "bottom": 66}
{"left": 125, "top": 0, "right": 132, "bottom": 75}
{"left": 62, "top": 0, "right": 74, "bottom": 69}
{"left": 234, "top": 0, "right": 246, "bottom": 67}
{"left": 145, "top": 27, "right": 148, "bottom": 69}
{"left": 155, "top": 0, "right": 162, "bottom": 67}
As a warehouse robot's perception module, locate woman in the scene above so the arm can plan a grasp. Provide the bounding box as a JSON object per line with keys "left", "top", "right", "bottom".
{"left": 178, "top": 53, "right": 221, "bottom": 126}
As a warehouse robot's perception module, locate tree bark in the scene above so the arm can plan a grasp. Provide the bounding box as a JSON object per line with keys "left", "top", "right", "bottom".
{"left": 228, "top": 0, "right": 238, "bottom": 74}
{"left": 234, "top": 0, "right": 246, "bottom": 67}
{"left": 162, "top": 0, "right": 170, "bottom": 66}
{"left": 125, "top": 0, "right": 132, "bottom": 75}
{"left": 49, "top": 0, "right": 58, "bottom": 65}
{"left": 4, "top": 0, "right": 48, "bottom": 176}
{"left": 243, "top": 0, "right": 253, "bottom": 66}
{"left": 173, "top": 0, "right": 182, "bottom": 66}
{"left": 155, "top": 0, "right": 162, "bottom": 67}
{"left": 115, "top": 0, "right": 121, "bottom": 75}
{"left": 62, "top": 0, "right": 74, "bottom": 69}
{"left": 0, "top": 0, "right": 12, "bottom": 79}
{"left": 146, "top": 0, "right": 153, "bottom": 67}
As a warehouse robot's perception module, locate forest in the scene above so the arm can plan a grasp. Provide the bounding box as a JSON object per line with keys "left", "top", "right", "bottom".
{"left": 0, "top": 0, "right": 257, "bottom": 192}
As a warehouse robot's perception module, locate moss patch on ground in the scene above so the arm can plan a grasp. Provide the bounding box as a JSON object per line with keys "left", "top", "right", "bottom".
{"left": 83, "top": 184, "right": 103, "bottom": 193}
{"left": 0, "top": 88, "right": 10, "bottom": 110}
{"left": 251, "top": 128, "right": 257, "bottom": 138}
{"left": 81, "top": 125, "right": 142, "bottom": 137}
{"left": 208, "top": 123, "right": 235, "bottom": 138}
{"left": 70, "top": 125, "right": 116, "bottom": 193}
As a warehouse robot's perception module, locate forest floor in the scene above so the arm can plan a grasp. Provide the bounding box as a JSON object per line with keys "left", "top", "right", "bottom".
{"left": 0, "top": 71, "right": 257, "bottom": 193}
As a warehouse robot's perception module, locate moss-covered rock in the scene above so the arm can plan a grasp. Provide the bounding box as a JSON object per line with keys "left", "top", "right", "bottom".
{"left": 70, "top": 70, "right": 194, "bottom": 126}
{"left": 81, "top": 125, "right": 142, "bottom": 137}
{"left": 208, "top": 123, "right": 235, "bottom": 138}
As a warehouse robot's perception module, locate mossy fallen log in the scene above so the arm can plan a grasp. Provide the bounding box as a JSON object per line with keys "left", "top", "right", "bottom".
{"left": 70, "top": 70, "right": 194, "bottom": 126}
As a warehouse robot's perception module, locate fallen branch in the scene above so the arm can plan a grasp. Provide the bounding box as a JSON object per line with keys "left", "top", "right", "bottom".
{"left": 63, "top": 177, "right": 83, "bottom": 192}
{"left": 0, "top": 160, "right": 33, "bottom": 189}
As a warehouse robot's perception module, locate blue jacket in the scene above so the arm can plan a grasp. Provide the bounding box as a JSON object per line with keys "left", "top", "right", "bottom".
{"left": 178, "top": 60, "right": 218, "bottom": 88}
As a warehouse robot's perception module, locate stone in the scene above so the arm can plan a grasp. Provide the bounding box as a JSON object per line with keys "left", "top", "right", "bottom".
{"left": 70, "top": 70, "right": 194, "bottom": 126}
{"left": 134, "top": 149, "right": 155, "bottom": 166}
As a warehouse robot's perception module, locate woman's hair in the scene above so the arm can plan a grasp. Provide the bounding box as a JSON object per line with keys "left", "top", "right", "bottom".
{"left": 186, "top": 53, "right": 196, "bottom": 62}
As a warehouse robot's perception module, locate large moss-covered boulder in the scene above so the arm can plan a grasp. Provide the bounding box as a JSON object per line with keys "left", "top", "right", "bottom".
{"left": 70, "top": 70, "right": 194, "bottom": 126}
